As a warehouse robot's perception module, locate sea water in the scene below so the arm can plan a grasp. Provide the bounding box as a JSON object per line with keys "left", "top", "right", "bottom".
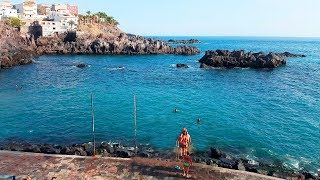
{"left": 0, "top": 37, "right": 319, "bottom": 172}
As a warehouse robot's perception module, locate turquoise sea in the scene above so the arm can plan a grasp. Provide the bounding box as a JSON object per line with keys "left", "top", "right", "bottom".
{"left": 0, "top": 37, "right": 319, "bottom": 172}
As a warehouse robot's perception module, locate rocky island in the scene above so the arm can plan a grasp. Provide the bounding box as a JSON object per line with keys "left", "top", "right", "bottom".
{"left": 199, "top": 50, "right": 306, "bottom": 69}
{"left": 168, "top": 38, "right": 201, "bottom": 44}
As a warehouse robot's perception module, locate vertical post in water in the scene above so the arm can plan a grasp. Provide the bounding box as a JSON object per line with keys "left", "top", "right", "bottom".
{"left": 134, "top": 94, "right": 137, "bottom": 154}
{"left": 91, "top": 93, "right": 96, "bottom": 156}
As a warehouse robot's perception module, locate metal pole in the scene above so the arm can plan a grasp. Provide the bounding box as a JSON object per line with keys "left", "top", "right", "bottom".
{"left": 91, "top": 93, "right": 95, "bottom": 156}
{"left": 134, "top": 94, "right": 137, "bottom": 154}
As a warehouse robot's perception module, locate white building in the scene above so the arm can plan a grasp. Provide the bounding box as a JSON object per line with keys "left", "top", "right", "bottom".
{"left": 14, "top": 0, "right": 37, "bottom": 19}
{"left": 48, "top": 10, "right": 78, "bottom": 31}
{"left": 0, "top": 0, "right": 17, "bottom": 20}
{"left": 51, "top": 4, "right": 67, "bottom": 12}
{"left": 39, "top": 20, "right": 63, "bottom": 36}
{"left": 0, "top": 8, "right": 17, "bottom": 19}
{"left": 0, "top": 0, "right": 13, "bottom": 9}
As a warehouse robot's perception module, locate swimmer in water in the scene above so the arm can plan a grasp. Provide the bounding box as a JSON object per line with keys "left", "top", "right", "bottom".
{"left": 173, "top": 108, "right": 179, "bottom": 112}
{"left": 197, "top": 118, "right": 201, "bottom": 124}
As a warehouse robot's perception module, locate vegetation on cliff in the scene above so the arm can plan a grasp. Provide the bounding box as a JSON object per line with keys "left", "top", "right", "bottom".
{"left": 78, "top": 11, "right": 119, "bottom": 26}
{"left": 5, "top": 17, "right": 24, "bottom": 28}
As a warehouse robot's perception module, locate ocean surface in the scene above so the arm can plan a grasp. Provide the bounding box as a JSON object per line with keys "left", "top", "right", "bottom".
{"left": 0, "top": 36, "right": 319, "bottom": 172}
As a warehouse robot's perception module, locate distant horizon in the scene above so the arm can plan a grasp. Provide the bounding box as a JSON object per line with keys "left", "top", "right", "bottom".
{"left": 9, "top": 0, "right": 320, "bottom": 38}
{"left": 142, "top": 35, "right": 320, "bottom": 39}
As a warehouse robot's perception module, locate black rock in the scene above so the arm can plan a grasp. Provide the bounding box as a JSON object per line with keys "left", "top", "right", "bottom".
{"left": 24, "top": 145, "right": 41, "bottom": 153}
{"left": 40, "top": 144, "right": 60, "bottom": 154}
{"left": 61, "top": 146, "right": 75, "bottom": 155}
{"left": 139, "top": 150, "right": 151, "bottom": 158}
{"left": 82, "top": 143, "right": 94, "bottom": 156}
{"left": 115, "top": 148, "right": 133, "bottom": 158}
{"left": 176, "top": 64, "right": 189, "bottom": 68}
{"left": 244, "top": 163, "right": 259, "bottom": 173}
{"left": 168, "top": 39, "right": 201, "bottom": 44}
{"left": 199, "top": 50, "right": 305, "bottom": 69}
{"left": 218, "top": 158, "right": 238, "bottom": 170}
{"left": 76, "top": 148, "right": 88, "bottom": 156}
{"left": 210, "top": 147, "right": 227, "bottom": 159}
{"left": 76, "top": 63, "right": 88, "bottom": 68}
{"left": 301, "top": 171, "right": 316, "bottom": 179}
{"left": 279, "top": 51, "right": 306, "bottom": 58}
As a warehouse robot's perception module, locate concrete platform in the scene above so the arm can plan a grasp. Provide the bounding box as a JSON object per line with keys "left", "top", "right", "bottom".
{"left": 0, "top": 151, "right": 282, "bottom": 179}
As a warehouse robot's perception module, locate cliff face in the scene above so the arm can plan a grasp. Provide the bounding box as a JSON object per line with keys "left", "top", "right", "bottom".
{"left": 0, "top": 23, "right": 38, "bottom": 68}
{"left": 0, "top": 22, "right": 200, "bottom": 69}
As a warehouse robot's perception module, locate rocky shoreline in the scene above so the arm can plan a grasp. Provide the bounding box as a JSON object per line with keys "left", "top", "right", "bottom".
{"left": 0, "top": 141, "right": 318, "bottom": 179}
{"left": 168, "top": 39, "right": 201, "bottom": 44}
{"left": 0, "top": 23, "right": 200, "bottom": 69}
{"left": 199, "top": 50, "right": 306, "bottom": 69}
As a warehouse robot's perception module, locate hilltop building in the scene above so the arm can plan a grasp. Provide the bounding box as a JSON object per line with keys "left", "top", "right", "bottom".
{"left": 14, "top": 0, "right": 37, "bottom": 19}
{"left": 0, "top": 0, "right": 18, "bottom": 19}
{"left": 51, "top": 4, "right": 78, "bottom": 15}
{"left": 0, "top": 0, "right": 12, "bottom": 9}
{"left": 37, "top": 3, "right": 50, "bottom": 15}
{"left": 48, "top": 4, "right": 78, "bottom": 31}
{"left": 66, "top": 4, "right": 77, "bottom": 15}
{"left": 2, "top": 1, "right": 79, "bottom": 36}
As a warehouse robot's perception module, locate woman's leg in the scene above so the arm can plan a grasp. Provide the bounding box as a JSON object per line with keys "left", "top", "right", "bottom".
{"left": 185, "top": 166, "right": 190, "bottom": 177}
{"left": 182, "top": 147, "right": 187, "bottom": 156}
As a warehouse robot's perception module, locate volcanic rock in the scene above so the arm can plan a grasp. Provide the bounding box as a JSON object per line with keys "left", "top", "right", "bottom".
{"left": 199, "top": 50, "right": 306, "bottom": 69}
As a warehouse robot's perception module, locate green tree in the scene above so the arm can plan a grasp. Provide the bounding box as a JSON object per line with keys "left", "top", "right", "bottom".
{"left": 6, "top": 17, "right": 22, "bottom": 28}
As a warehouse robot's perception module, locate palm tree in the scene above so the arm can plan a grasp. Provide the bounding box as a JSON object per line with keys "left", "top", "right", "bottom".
{"left": 68, "top": 20, "right": 76, "bottom": 30}
{"left": 86, "top": 11, "right": 92, "bottom": 23}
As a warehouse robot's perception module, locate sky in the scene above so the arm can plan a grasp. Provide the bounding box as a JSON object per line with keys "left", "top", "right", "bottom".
{"left": 9, "top": 0, "right": 320, "bottom": 37}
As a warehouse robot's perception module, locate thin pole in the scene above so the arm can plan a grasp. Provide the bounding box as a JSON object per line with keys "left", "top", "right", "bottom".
{"left": 91, "top": 93, "right": 96, "bottom": 156}
{"left": 134, "top": 94, "right": 137, "bottom": 154}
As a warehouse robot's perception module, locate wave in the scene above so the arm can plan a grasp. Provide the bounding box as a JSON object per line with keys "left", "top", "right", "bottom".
{"left": 108, "top": 67, "right": 126, "bottom": 71}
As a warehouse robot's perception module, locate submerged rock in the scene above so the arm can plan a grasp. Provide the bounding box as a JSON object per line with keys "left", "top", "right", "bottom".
{"left": 199, "top": 50, "right": 306, "bottom": 69}
{"left": 76, "top": 63, "right": 88, "bottom": 68}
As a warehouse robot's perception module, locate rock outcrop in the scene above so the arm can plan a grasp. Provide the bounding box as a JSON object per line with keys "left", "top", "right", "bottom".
{"left": 35, "top": 32, "right": 200, "bottom": 56}
{"left": 168, "top": 39, "right": 201, "bottom": 44}
{"left": 199, "top": 50, "right": 306, "bottom": 69}
{"left": 0, "top": 23, "right": 37, "bottom": 69}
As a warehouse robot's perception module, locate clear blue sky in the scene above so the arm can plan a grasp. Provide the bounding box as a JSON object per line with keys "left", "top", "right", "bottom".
{"left": 10, "top": 0, "right": 320, "bottom": 37}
